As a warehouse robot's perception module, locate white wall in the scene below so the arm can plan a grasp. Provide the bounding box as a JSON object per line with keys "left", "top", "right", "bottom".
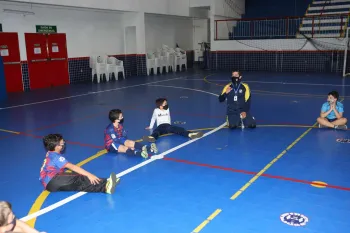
{"left": 0, "top": 2, "right": 125, "bottom": 60}
{"left": 193, "top": 19, "right": 209, "bottom": 50}
{"left": 214, "top": 0, "right": 245, "bottom": 18}
{"left": 8, "top": 0, "right": 192, "bottom": 17}
{"left": 190, "top": 0, "right": 211, "bottom": 8}
{"left": 145, "top": 14, "right": 193, "bottom": 52}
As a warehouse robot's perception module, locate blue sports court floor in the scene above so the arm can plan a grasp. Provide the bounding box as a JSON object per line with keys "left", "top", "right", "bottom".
{"left": 1, "top": 69, "right": 349, "bottom": 233}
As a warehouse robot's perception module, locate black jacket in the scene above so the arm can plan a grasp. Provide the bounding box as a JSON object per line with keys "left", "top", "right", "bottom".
{"left": 218, "top": 82, "right": 252, "bottom": 114}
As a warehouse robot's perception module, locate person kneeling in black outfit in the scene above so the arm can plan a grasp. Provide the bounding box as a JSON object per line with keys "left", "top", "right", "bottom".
{"left": 218, "top": 70, "right": 256, "bottom": 129}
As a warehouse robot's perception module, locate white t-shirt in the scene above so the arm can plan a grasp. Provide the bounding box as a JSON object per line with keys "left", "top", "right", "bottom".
{"left": 148, "top": 108, "right": 171, "bottom": 129}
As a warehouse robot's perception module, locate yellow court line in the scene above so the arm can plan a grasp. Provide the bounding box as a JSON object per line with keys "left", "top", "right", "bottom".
{"left": 230, "top": 122, "right": 317, "bottom": 200}
{"left": 0, "top": 128, "right": 20, "bottom": 134}
{"left": 23, "top": 123, "right": 335, "bottom": 227}
{"left": 191, "top": 209, "right": 222, "bottom": 233}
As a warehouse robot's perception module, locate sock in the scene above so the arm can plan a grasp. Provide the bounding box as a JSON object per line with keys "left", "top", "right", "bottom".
{"left": 134, "top": 142, "right": 146, "bottom": 150}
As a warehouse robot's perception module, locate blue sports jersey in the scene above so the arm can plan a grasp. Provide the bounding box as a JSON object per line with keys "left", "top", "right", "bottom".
{"left": 321, "top": 101, "right": 344, "bottom": 119}
{"left": 39, "top": 151, "right": 68, "bottom": 188}
{"left": 104, "top": 123, "right": 127, "bottom": 150}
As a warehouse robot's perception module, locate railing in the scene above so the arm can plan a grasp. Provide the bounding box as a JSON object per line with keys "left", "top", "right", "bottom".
{"left": 215, "top": 13, "right": 350, "bottom": 40}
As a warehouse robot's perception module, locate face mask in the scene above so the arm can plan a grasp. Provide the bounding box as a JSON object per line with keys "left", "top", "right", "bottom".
{"left": 119, "top": 118, "right": 124, "bottom": 124}
{"left": 231, "top": 76, "right": 240, "bottom": 85}
{"left": 163, "top": 105, "right": 169, "bottom": 110}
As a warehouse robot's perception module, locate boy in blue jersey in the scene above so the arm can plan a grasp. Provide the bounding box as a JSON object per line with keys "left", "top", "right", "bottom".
{"left": 39, "top": 134, "right": 119, "bottom": 194}
{"left": 104, "top": 109, "right": 158, "bottom": 157}
{"left": 317, "top": 90, "right": 347, "bottom": 129}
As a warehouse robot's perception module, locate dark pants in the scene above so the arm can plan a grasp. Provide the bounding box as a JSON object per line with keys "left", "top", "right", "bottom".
{"left": 46, "top": 172, "right": 108, "bottom": 193}
{"left": 227, "top": 112, "right": 256, "bottom": 129}
{"left": 151, "top": 124, "right": 189, "bottom": 139}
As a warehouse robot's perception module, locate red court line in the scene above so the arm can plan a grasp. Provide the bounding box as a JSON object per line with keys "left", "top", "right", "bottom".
{"left": 163, "top": 157, "right": 350, "bottom": 192}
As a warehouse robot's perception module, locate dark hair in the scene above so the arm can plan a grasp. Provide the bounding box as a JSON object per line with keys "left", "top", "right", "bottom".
{"left": 155, "top": 98, "right": 167, "bottom": 108}
{"left": 109, "top": 109, "right": 122, "bottom": 123}
{"left": 43, "top": 134, "right": 63, "bottom": 151}
{"left": 328, "top": 90, "right": 339, "bottom": 99}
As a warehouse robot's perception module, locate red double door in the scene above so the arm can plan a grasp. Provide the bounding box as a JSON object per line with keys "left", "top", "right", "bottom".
{"left": 0, "top": 32, "right": 23, "bottom": 92}
{"left": 25, "top": 33, "right": 69, "bottom": 89}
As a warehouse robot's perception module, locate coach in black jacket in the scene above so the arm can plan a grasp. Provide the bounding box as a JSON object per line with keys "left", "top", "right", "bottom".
{"left": 218, "top": 70, "right": 256, "bottom": 129}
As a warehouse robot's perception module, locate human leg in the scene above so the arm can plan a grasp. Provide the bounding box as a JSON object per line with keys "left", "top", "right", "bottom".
{"left": 124, "top": 139, "right": 158, "bottom": 154}
{"left": 168, "top": 125, "right": 204, "bottom": 139}
{"left": 242, "top": 113, "right": 257, "bottom": 128}
{"left": 227, "top": 114, "right": 240, "bottom": 129}
{"left": 143, "top": 124, "right": 169, "bottom": 142}
{"left": 46, "top": 172, "right": 119, "bottom": 194}
{"left": 318, "top": 117, "right": 348, "bottom": 129}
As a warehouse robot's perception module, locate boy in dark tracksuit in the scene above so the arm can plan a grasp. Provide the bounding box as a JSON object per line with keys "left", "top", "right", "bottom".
{"left": 218, "top": 71, "right": 256, "bottom": 129}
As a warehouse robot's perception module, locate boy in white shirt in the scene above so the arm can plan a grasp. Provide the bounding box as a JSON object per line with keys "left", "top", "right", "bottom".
{"left": 143, "top": 98, "right": 204, "bottom": 142}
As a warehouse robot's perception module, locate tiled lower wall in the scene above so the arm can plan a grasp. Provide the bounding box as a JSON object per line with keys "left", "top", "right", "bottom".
{"left": 209, "top": 51, "right": 349, "bottom": 73}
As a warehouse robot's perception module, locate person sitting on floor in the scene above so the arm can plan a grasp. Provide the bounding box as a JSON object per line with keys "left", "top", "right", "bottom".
{"left": 39, "top": 134, "right": 119, "bottom": 194}
{"left": 143, "top": 98, "right": 204, "bottom": 142}
{"left": 317, "top": 90, "right": 347, "bottom": 129}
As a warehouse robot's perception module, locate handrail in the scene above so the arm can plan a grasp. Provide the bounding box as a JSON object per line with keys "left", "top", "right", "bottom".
{"left": 215, "top": 12, "right": 350, "bottom": 22}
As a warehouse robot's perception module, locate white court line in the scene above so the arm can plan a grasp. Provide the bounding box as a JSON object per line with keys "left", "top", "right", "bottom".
{"left": 202, "top": 79, "right": 350, "bottom": 87}
{"left": 20, "top": 85, "right": 225, "bottom": 222}
{"left": 0, "top": 75, "right": 197, "bottom": 110}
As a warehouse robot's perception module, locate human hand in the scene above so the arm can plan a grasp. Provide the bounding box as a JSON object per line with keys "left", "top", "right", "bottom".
{"left": 88, "top": 174, "right": 101, "bottom": 185}
{"left": 226, "top": 87, "right": 233, "bottom": 94}
{"left": 240, "top": 112, "right": 247, "bottom": 119}
{"left": 145, "top": 126, "right": 150, "bottom": 130}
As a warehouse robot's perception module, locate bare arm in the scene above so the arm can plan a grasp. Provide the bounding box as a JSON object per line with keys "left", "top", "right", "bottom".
{"left": 333, "top": 106, "right": 343, "bottom": 119}
{"left": 15, "top": 219, "right": 44, "bottom": 233}
{"left": 65, "top": 162, "right": 101, "bottom": 184}
{"left": 320, "top": 108, "right": 332, "bottom": 118}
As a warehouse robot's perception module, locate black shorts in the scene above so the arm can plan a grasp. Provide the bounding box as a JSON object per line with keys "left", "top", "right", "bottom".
{"left": 327, "top": 118, "right": 337, "bottom": 122}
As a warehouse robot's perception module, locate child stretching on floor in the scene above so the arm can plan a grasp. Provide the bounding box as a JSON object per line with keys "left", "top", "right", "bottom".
{"left": 0, "top": 201, "right": 46, "bottom": 233}
{"left": 143, "top": 98, "right": 204, "bottom": 142}
{"left": 104, "top": 109, "right": 158, "bottom": 157}
{"left": 39, "top": 134, "right": 119, "bottom": 194}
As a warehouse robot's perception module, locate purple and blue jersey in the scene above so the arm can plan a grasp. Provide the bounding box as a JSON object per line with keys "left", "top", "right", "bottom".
{"left": 104, "top": 123, "right": 127, "bottom": 151}
{"left": 39, "top": 151, "right": 68, "bottom": 188}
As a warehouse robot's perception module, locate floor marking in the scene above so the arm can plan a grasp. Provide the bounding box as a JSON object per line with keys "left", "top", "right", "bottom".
{"left": 205, "top": 79, "right": 350, "bottom": 87}
{"left": 0, "top": 128, "right": 20, "bottom": 134}
{"left": 20, "top": 122, "right": 227, "bottom": 224}
{"left": 230, "top": 122, "right": 317, "bottom": 200}
{"left": 311, "top": 181, "right": 328, "bottom": 188}
{"left": 21, "top": 81, "right": 224, "bottom": 226}
{"left": 203, "top": 76, "right": 350, "bottom": 98}
{"left": 0, "top": 75, "right": 195, "bottom": 110}
{"left": 163, "top": 157, "right": 350, "bottom": 191}
{"left": 191, "top": 209, "right": 222, "bottom": 233}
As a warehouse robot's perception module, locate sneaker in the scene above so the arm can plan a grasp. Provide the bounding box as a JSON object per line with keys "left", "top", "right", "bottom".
{"left": 143, "top": 135, "right": 156, "bottom": 143}
{"left": 189, "top": 131, "right": 204, "bottom": 139}
{"left": 140, "top": 149, "right": 149, "bottom": 159}
{"left": 150, "top": 143, "right": 158, "bottom": 153}
{"left": 318, "top": 124, "right": 327, "bottom": 128}
{"left": 106, "top": 172, "right": 118, "bottom": 194}
{"left": 335, "top": 125, "right": 348, "bottom": 130}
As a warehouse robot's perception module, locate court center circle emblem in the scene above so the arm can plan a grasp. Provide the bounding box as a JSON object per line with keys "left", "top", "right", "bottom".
{"left": 280, "top": 212, "right": 309, "bottom": 226}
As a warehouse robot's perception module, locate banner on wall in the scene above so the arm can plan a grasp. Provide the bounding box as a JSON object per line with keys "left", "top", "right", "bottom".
{"left": 36, "top": 25, "right": 57, "bottom": 33}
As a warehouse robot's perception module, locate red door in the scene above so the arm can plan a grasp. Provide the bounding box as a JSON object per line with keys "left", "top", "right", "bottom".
{"left": 47, "top": 33, "right": 69, "bottom": 86}
{"left": 0, "top": 32, "right": 23, "bottom": 92}
{"left": 25, "top": 33, "right": 50, "bottom": 89}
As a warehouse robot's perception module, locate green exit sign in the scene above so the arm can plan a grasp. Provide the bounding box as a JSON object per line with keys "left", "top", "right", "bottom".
{"left": 36, "top": 25, "right": 57, "bottom": 33}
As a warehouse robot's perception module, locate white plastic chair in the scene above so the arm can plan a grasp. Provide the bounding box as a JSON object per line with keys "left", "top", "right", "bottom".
{"left": 91, "top": 55, "right": 108, "bottom": 83}
{"left": 106, "top": 57, "right": 125, "bottom": 80}
{"left": 146, "top": 52, "right": 156, "bottom": 76}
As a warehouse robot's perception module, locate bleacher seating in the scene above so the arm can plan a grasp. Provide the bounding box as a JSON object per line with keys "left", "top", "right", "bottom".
{"left": 228, "top": 0, "right": 349, "bottom": 40}
{"left": 297, "top": 0, "right": 350, "bottom": 38}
